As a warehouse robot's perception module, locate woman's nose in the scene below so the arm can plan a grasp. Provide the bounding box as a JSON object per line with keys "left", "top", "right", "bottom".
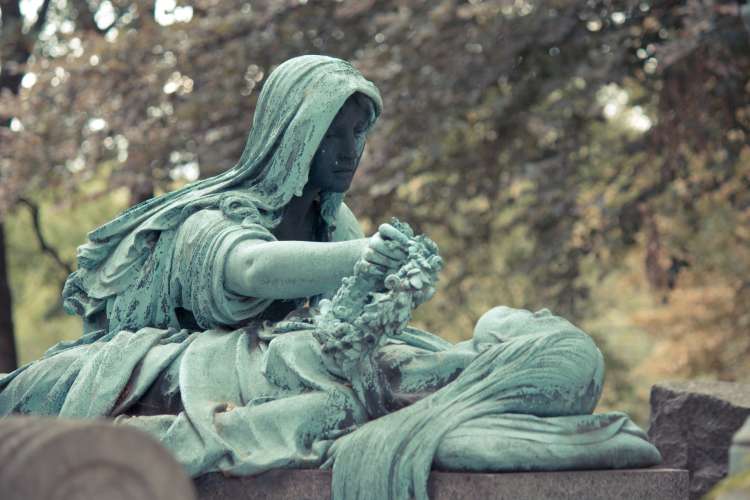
{"left": 339, "top": 131, "right": 360, "bottom": 159}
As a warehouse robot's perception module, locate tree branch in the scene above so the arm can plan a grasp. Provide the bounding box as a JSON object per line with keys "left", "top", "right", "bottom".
{"left": 31, "top": 0, "right": 53, "bottom": 35}
{"left": 17, "top": 198, "right": 74, "bottom": 276}
{"left": 69, "top": 0, "right": 120, "bottom": 34}
{"left": 0, "top": 0, "right": 21, "bottom": 18}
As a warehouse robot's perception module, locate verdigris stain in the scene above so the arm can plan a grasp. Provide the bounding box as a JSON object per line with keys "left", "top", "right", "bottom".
{"left": 0, "top": 55, "right": 661, "bottom": 500}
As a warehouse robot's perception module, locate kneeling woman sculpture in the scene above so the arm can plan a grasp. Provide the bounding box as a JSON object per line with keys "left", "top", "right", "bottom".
{"left": 0, "top": 56, "right": 660, "bottom": 499}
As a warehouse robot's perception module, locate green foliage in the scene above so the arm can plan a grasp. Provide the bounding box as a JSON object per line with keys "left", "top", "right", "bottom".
{"left": 6, "top": 182, "right": 129, "bottom": 363}
{"left": 706, "top": 470, "right": 750, "bottom": 500}
{"left": 2, "top": 0, "right": 749, "bottom": 423}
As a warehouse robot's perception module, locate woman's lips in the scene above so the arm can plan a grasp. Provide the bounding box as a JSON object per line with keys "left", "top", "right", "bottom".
{"left": 334, "top": 165, "right": 357, "bottom": 173}
{"left": 334, "top": 159, "right": 357, "bottom": 172}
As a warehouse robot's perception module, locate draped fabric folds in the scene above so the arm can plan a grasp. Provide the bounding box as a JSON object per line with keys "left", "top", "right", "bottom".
{"left": 328, "top": 308, "right": 661, "bottom": 500}
{"left": 1, "top": 308, "right": 661, "bottom": 500}
{"left": 61, "top": 55, "right": 383, "bottom": 333}
{"left": 0, "top": 55, "right": 662, "bottom": 500}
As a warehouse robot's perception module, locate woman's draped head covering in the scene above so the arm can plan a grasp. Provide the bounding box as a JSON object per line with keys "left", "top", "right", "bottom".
{"left": 62, "top": 55, "right": 383, "bottom": 320}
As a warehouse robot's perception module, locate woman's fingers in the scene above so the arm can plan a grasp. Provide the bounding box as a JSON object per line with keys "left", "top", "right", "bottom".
{"left": 359, "top": 260, "right": 388, "bottom": 276}
{"left": 364, "top": 248, "right": 401, "bottom": 268}
{"left": 378, "top": 223, "right": 411, "bottom": 246}
{"left": 365, "top": 223, "right": 411, "bottom": 272}
{"left": 369, "top": 237, "right": 407, "bottom": 260}
{"left": 371, "top": 225, "right": 410, "bottom": 260}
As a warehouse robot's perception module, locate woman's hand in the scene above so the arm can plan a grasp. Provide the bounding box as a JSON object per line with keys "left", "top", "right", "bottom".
{"left": 226, "top": 223, "right": 414, "bottom": 301}
{"left": 363, "top": 223, "right": 411, "bottom": 275}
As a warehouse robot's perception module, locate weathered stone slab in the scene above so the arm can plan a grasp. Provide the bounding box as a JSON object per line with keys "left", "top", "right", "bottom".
{"left": 649, "top": 381, "right": 750, "bottom": 499}
{"left": 730, "top": 417, "right": 750, "bottom": 475}
{"left": 194, "top": 468, "right": 688, "bottom": 500}
{"left": 0, "top": 416, "right": 197, "bottom": 500}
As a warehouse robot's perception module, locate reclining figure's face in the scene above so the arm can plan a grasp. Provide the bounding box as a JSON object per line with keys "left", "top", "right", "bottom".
{"left": 307, "top": 94, "right": 371, "bottom": 193}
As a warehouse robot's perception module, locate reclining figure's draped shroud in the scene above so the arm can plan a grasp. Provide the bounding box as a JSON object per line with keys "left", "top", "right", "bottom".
{"left": 0, "top": 56, "right": 661, "bottom": 500}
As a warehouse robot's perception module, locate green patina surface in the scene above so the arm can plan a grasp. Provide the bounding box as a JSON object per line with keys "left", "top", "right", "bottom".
{"left": 0, "top": 55, "right": 660, "bottom": 500}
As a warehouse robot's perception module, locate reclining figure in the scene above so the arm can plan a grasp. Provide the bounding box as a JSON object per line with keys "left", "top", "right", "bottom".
{"left": 0, "top": 56, "right": 660, "bottom": 500}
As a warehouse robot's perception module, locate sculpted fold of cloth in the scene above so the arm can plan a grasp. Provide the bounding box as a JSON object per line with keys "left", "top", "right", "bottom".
{"left": 0, "top": 55, "right": 660, "bottom": 500}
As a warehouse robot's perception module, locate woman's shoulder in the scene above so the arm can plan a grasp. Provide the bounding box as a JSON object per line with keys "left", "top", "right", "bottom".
{"left": 180, "top": 208, "right": 275, "bottom": 240}
{"left": 332, "top": 203, "right": 365, "bottom": 241}
{"left": 181, "top": 208, "right": 225, "bottom": 228}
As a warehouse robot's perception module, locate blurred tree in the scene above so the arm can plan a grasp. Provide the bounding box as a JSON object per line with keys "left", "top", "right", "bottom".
{"left": 0, "top": 0, "right": 126, "bottom": 371}
{"left": 0, "top": 0, "right": 748, "bottom": 416}
{"left": 0, "top": 0, "right": 54, "bottom": 372}
{"left": 0, "top": 222, "right": 14, "bottom": 372}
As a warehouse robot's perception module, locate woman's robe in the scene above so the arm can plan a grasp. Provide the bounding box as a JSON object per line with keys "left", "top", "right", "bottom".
{"left": 0, "top": 55, "right": 662, "bottom": 500}
{"left": 0, "top": 204, "right": 661, "bottom": 500}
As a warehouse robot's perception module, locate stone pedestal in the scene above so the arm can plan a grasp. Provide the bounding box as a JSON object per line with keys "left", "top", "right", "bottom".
{"left": 194, "top": 468, "right": 688, "bottom": 500}
{"left": 0, "top": 416, "right": 197, "bottom": 500}
{"left": 649, "top": 380, "right": 750, "bottom": 499}
{"left": 730, "top": 417, "right": 750, "bottom": 475}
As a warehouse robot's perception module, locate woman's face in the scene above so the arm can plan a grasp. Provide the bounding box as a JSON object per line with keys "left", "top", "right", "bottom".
{"left": 308, "top": 95, "right": 371, "bottom": 193}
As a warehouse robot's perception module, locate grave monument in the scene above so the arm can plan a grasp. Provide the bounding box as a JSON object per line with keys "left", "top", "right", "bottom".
{"left": 0, "top": 55, "right": 662, "bottom": 500}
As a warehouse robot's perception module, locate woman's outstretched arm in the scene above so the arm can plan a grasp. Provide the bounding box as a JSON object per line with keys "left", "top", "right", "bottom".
{"left": 225, "top": 225, "right": 409, "bottom": 300}
{"left": 226, "top": 239, "right": 368, "bottom": 299}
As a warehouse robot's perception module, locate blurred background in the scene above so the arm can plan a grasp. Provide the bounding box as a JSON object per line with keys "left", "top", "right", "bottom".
{"left": 1, "top": 0, "right": 748, "bottom": 425}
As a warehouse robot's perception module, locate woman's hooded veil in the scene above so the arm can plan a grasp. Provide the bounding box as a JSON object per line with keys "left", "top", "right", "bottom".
{"left": 62, "top": 55, "right": 383, "bottom": 325}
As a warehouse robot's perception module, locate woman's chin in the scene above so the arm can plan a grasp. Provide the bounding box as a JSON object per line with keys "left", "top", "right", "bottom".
{"left": 328, "top": 179, "right": 355, "bottom": 193}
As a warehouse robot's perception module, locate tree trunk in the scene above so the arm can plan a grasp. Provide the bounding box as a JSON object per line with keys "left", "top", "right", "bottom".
{"left": 0, "top": 0, "right": 65, "bottom": 374}
{"left": 0, "top": 223, "right": 17, "bottom": 373}
{"left": 0, "top": 1, "right": 29, "bottom": 374}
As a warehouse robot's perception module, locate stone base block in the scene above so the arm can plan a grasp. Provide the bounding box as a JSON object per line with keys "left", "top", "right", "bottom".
{"left": 195, "top": 468, "right": 688, "bottom": 500}
{"left": 649, "top": 381, "right": 750, "bottom": 499}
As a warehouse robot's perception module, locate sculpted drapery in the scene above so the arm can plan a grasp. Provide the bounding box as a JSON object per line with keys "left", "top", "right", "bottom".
{"left": 0, "top": 56, "right": 661, "bottom": 500}
{"left": 62, "top": 55, "right": 382, "bottom": 334}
